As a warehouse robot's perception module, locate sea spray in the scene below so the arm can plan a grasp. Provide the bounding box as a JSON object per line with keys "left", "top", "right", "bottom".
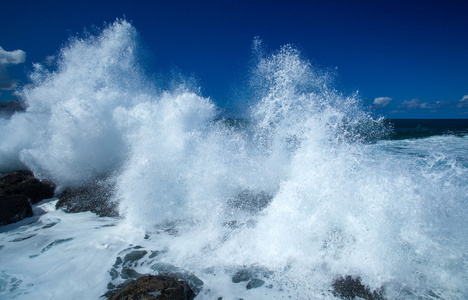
{"left": 114, "top": 33, "right": 467, "bottom": 298}
{"left": 114, "top": 89, "right": 218, "bottom": 226}
{"left": 0, "top": 19, "right": 146, "bottom": 185}
{"left": 0, "top": 20, "right": 466, "bottom": 299}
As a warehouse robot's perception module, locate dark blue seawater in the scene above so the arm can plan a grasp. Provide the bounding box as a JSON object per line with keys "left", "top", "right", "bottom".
{"left": 387, "top": 119, "right": 468, "bottom": 140}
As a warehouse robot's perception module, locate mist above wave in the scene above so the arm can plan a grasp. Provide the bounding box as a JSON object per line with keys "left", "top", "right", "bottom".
{"left": 0, "top": 19, "right": 466, "bottom": 299}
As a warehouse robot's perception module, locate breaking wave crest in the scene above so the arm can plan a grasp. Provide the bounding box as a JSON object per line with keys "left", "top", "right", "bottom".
{"left": 0, "top": 20, "right": 466, "bottom": 299}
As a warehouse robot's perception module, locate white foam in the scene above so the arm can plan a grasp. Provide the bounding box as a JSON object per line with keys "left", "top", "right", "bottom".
{"left": 0, "top": 20, "right": 466, "bottom": 299}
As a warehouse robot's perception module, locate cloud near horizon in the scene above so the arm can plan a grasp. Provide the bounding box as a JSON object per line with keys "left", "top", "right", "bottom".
{"left": 0, "top": 46, "right": 26, "bottom": 65}
{"left": 398, "top": 98, "right": 438, "bottom": 110}
{"left": 457, "top": 95, "right": 468, "bottom": 108}
{"left": 398, "top": 98, "right": 424, "bottom": 109}
{"left": 0, "top": 46, "right": 26, "bottom": 91}
{"left": 372, "top": 96, "right": 392, "bottom": 108}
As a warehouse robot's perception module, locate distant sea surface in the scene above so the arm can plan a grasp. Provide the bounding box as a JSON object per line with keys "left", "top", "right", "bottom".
{"left": 388, "top": 119, "right": 468, "bottom": 139}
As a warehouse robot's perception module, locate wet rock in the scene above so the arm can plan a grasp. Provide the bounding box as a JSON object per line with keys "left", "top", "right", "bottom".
{"left": 113, "top": 249, "right": 148, "bottom": 280}
{"left": 113, "top": 257, "right": 123, "bottom": 267}
{"left": 124, "top": 250, "right": 148, "bottom": 264}
{"left": 0, "top": 194, "right": 33, "bottom": 225}
{"left": 246, "top": 278, "right": 265, "bottom": 290}
{"left": 11, "top": 233, "right": 37, "bottom": 242}
{"left": 0, "top": 100, "right": 26, "bottom": 118}
{"left": 231, "top": 265, "right": 271, "bottom": 291}
{"left": 110, "top": 268, "right": 120, "bottom": 280}
{"left": 149, "top": 250, "right": 164, "bottom": 259}
{"left": 120, "top": 268, "right": 145, "bottom": 280}
{"left": 56, "top": 181, "right": 118, "bottom": 217}
{"left": 0, "top": 171, "right": 34, "bottom": 233}
{"left": 0, "top": 171, "right": 56, "bottom": 204}
{"left": 150, "top": 263, "right": 204, "bottom": 294}
{"left": 0, "top": 170, "right": 33, "bottom": 185}
{"left": 107, "top": 246, "right": 170, "bottom": 291}
{"left": 107, "top": 274, "right": 196, "bottom": 300}
{"left": 227, "top": 190, "right": 273, "bottom": 213}
{"left": 231, "top": 266, "right": 271, "bottom": 283}
{"left": 39, "top": 238, "right": 74, "bottom": 254}
{"left": 332, "top": 275, "right": 385, "bottom": 300}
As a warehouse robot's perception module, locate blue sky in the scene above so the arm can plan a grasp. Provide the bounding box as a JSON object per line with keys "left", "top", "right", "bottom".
{"left": 1, "top": 0, "right": 467, "bottom": 118}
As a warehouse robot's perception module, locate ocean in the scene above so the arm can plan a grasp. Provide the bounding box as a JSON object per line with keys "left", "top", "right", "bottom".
{"left": 0, "top": 20, "right": 467, "bottom": 299}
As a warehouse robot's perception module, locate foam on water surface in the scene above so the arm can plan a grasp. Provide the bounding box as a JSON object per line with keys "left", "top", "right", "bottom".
{"left": 0, "top": 200, "right": 133, "bottom": 299}
{"left": 0, "top": 20, "right": 467, "bottom": 299}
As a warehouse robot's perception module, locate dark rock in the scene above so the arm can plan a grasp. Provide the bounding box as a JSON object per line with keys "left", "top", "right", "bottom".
{"left": 116, "top": 249, "right": 148, "bottom": 280}
{"left": 120, "top": 268, "right": 145, "bottom": 280}
{"left": 231, "top": 268, "right": 253, "bottom": 283}
{"left": 0, "top": 100, "right": 26, "bottom": 118}
{"left": 227, "top": 190, "right": 273, "bottom": 213}
{"left": 11, "top": 233, "right": 37, "bottom": 242}
{"left": 56, "top": 181, "right": 118, "bottom": 217}
{"left": 246, "top": 278, "right": 265, "bottom": 290}
{"left": 109, "top": 247, "right": 150, "bottom": 283}
{"left": 123, "top": 250, "right": 148, "bottom": 264}
{"left": 107, "top": 246, "right": 178, "bottom": 294}
{"left": 113, "top": 257, "right": 123, "bottom": 267}
{"left": 107, "top": 274, "right": 196, "bottom": 300}
{"left": 110, "top": 268, "right": 120, "bottom": 280}
{"left": 40, "top": 238, "right": 74, "bottom": 254}
{"left": 149, "top": 250, "right": 163, "bottom": 259}
{"left": 332, "top": 275, "right": 385, "bottom": 300}
{"left": 0, "top": 194, "right": 33, "bottom": 225}
{"left": 0, "top": 171, "right": 55, "bottom": 204}
{"left": 231, "top": 266, "right": 271, "bottom": 283}
{"left": 150, "top": 263, "right": 204, "bottom": 295}
{"left": 13, "top": 177, "right": 55, "bottom": 204}
{"left": 0, "top": 170, "right": 56, "bottom": 225}
{"left": 0, "top": 170, "right": 33, "bottom": 185}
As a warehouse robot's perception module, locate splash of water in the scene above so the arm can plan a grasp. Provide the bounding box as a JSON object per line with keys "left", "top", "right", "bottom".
{"left": 0, "top": 20, "right": 466, "bottom": 299}
{"left": 0, "top": 20, "right": 147, "bottom": 185}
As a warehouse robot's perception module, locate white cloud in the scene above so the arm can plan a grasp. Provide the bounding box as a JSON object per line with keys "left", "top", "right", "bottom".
{"left": 399, "top": 98, "right": 447, "bottom": 110}
{"left": 398, "top": 98, "right": 424, "bottom": 109}
{"left": 0, "top": 46, "right": 26, "bottom": 91}
{"left": 457, "top": 95, "right": 468, "bottom": 108}
{"left": 0, "top": 46, "right": 26, "bottom": 65}
{"left": 372, "top": 97, "right": 392, "bottom": 107}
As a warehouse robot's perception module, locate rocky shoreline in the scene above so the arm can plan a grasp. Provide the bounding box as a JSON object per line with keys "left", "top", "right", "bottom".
{"left": 0, "top": 170, "right": 55, "bottom": 225}
{"left": 0, "top": 170, "right": 386, "bottom": 300}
